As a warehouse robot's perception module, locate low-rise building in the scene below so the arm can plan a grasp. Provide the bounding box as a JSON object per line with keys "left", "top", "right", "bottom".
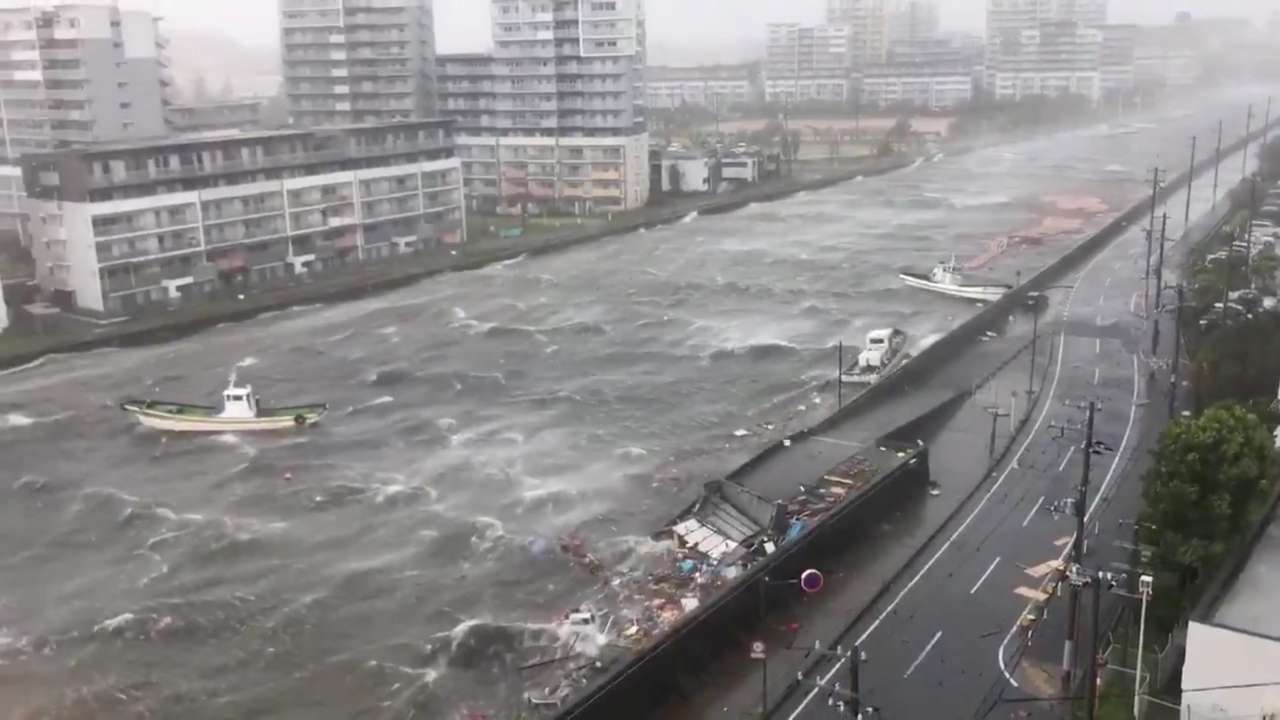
{"left": 1134, "top": 24, "right": 1202, "bottom": 88}
{"left": 859, "top": 62, "right": 974, "bottom": 109}
{"left": 721, "top": 153, "right": 761, "bottom": 184}
{"left": 166, "top": 100, "right": 265, "bottom": 133}
{"left": 454, "top": 134, "right": 649, "bottom": 216}
{"left": 20, "top": 120, "right": 463, "bottom": 316}
{"left": 651, "top": 150, "right": 716, "bottom": 194}
{"left": 645, "top": 64, "right": 761, "bottom": 111}
{"left": 1182, "top": 505, "right": 1280, "bottom": 718}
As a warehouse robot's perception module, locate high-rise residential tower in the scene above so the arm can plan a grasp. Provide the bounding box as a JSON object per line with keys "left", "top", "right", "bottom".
{"left": 280, "top": 0, "right": 438, "bottom": 127}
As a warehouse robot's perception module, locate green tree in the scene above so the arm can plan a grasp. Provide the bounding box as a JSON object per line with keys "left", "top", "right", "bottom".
{"left": 1140, "top": 404, "right": 1274, "bottom": 590}
{"left": 1258, "top": 138, "right": 1280, "bottom": 182}
{"left": 1191, "top": 313, "right": 1280, "bottom": 413}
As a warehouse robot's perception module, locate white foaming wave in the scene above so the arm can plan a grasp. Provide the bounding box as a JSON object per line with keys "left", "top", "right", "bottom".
{"left": 210, "top": 433, "right": 257, "bottom": 457}
{"left": 451, "top": 306, "right": 468, "bottom": 319}
{"left": 491, "top": 253, "right": 528, "bottom": 269}
{"left": 235, "top": 356, "right": 259, "bottom": 368}
{"left": 93, "top": 612, "right": 137, "bottom": 634}
{"left": 349, "top": 396, "right": 395, "bottom": 413}
{"left": 1104, "top": 164, "right": 1127, "bottom": 172}
{"left": 135, "top": 549, "right": 169, "bottom": 586}
{"left": 0, "top": 356, "right": 47, "bottom": 377}
{"left": 326, "top": 329, "right": 355, "bottom": 343}
{"left": 951, "top": 194, "right": 1012, "bottom": 208}
{"left": 614, "top": 446, "right": 648, "bottom": 459}
{"left": 679, "top": 211, "right": 699, "bottom": 224}
{"left": 436, "top": 417, "right": 458, "bottom": 433}
{"left": 448, "top": 318, "right": 495, "bottom": 335}
{"left": 1, "top": 411, "right": 72, "bottom": 429}
{"left": 376, "top": 325, "right": 399, "bottom": 335}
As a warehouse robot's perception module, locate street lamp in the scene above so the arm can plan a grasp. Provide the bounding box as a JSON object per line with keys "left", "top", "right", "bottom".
{"left": 1133, "top": 573, "right": 1154, "bottom": 719}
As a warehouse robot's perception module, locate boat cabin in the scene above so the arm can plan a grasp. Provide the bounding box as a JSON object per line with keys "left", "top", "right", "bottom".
{"left": 219, "top": 383, "right": 260, "bottom": 419}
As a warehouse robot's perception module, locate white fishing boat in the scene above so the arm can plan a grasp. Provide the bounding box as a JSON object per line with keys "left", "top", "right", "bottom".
{"left": 899, "top": 257, "right": 1011, "bottom": 302}
{"left": 841, "top": 328, "right": 910, "bottom": 385}
{"left": 121, "top": 374, "right": 327, "bottom": 432}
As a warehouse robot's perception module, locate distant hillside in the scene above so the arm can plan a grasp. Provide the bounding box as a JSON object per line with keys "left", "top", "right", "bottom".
{"left": 166, "top": 29, "right": 281, "bottom": 101}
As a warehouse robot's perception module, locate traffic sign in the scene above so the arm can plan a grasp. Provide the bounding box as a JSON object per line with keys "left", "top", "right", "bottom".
{"left": 750, "top": 640, "right": 767, "bottom": 660}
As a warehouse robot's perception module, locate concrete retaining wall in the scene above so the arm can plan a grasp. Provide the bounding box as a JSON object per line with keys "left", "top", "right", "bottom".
{"left": 556, "top": 445, "right": 930, "bottom": 720}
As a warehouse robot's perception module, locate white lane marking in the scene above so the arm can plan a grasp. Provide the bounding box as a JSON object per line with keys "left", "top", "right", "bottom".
{"left": 787, "top": 244, "right": 1115, "bottom": 719}
{"left": 1104, "top": 277, "right": 1112, "bottom": 288}
{"left": 1022, "top": 496, "right": 1045, "bottom": 528}
{"left": 1057, "top": 445, "right": 1076, "bottom": 472}
{"left": 812, "top": 435, "right": 862, "bottom": 449}
{"left": 1094, "top": 367, "right": 1100, "bottom": 386}
{"left": 904, "top": 631, "right": 943, "bottom": 678}
{"left": 1096, "top": 337, "right": 1101, "bottom": 354}
{"left": 971, "top": 557, "right": 1001, "bottom": 594}
{"left": 997, "top": 353, "right": 1141, "bottom": 688}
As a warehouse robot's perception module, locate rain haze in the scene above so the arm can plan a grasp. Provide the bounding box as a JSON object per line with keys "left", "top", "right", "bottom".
{"left": 114, "top": 0, "right": 1278, "bottom": 61}
{"left": 1, "top": 0, "right": 1278, "bottom": 718}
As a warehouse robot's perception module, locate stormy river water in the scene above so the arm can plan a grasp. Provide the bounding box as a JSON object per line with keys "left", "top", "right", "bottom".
{"left": 0, "top": 90, "right": 1266, "bottom": 719}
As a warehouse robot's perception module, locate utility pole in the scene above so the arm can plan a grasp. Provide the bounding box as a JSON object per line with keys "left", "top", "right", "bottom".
{"left": 1063, "top": 401, "right": 1096, "bottom": 687}
{"left": 1184, "top": 135, "right": 1196, "bottom": 228}
{"left": 1152, "top": 214, "right": 1168, "bottom": 357}
{"left": 1246, "top": 177, "right": 1257, "bottom": 279}
{"left": 837, "top": 341, "right": 844, "bottom": 409}
{"left": 849, "top": 644, "right": 861, "bottom": 719}
{"left": 1028, "top": 304, "right": 1039, "bottom": 396}
{"left": 985, "top": 404, "right": 1010, "bottom": 458}
{"left": 1212, "top": 120, "right": 1223, "bottom": 210}
{"left": 1242, "top": 103, "right": 1254, "bottom": 180}
{"left": 1265, "top": 96, "right": 1272, "bottom": 145}
{"left": 1170, "top": 283, "right": 1184, "bottom": 419}
{"left": 1143, "top": 167, "right": 1162, "bottom": 317}
{"left": 1086, "top": 577, "right": 1102, "bottom": 720}
{"left": 1223, "top": 227, "right": 1234, "bottom": 324}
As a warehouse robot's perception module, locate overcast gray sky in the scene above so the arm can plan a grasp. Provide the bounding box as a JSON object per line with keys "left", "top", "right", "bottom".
{"left": 113, "top": 0, "right": 1277, "bottom": 62}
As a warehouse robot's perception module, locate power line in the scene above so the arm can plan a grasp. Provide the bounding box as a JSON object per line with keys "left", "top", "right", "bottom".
{"left": 1182, "top": 680, "right": 1280, "bottom": 694}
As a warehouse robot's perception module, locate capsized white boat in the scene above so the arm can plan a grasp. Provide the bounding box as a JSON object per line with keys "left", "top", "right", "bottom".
{"left": 899, "top": 257, "right": 1012, "bottom": 302}
{"left": 841, "top": 328, "right": 911, "bottom": 385}
{"left": 121, "top": 375, "right": 327, "bottom": 432}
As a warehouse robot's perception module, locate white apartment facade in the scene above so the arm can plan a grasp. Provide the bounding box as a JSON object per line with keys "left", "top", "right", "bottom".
{"left": 644, "top": 64, "right": 759, "bottom": 111}
{"left": 437, "top": 0, "right": 650, "bottom": 216}
{"left": 280, "top": 0, "right": 438, "bottom": 127}
{"left": 0, "top": 3, "right": 173, "bottom": 159}
{"left": 984, "top": 20, "right": 1102, "bottom": 103}
{"left": 765, "top": 23, "right": 853, "bottom": 103}
{"left": 0, "top": 164, "right": 25, "bottom": 246}
{"left": 860, "top": 65, "right": 974, "bottom": 110}
{"left": 826, "top": 0, "right": 890, "bottom": 67}
{"left": 455, "top": 134, "right": 648, "bottom": 215}
{"left": 21, "top": 121, "right": 464, "bottom": 316}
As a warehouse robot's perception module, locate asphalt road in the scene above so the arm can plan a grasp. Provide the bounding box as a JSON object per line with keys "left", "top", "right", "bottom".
{"left": 772, "top": 149, "right": 1240, "bottom": 720}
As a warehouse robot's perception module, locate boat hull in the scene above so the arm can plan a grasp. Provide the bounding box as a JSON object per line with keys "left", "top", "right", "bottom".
{"left": 121, "top": 401, "right": 327, "bottom": 432}
{"left": 899, "top": 272, "right": 1009, "bottom": 302}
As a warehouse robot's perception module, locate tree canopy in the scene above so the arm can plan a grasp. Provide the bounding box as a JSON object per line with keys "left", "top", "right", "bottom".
{"left": 1140, "top": 404, "right": 1274, "bottom": 588}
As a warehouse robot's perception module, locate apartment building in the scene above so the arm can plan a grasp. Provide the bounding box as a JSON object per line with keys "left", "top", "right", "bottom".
{"left": 986, "top": 0, "right": 1107, "bottom": 56}
{"left": 166, "top": 100, "right": 265, "bottom": 134}
{"left": 984, "top": 19, "right": 1102, "bottom": 102}
{"left": 1098, "top": 24, "right": 1137, "bottom": 97}
{"left": 0, "top": 3, "right": 173, "bottom": 159}
{"left": 20, "top": 120, "right": 463, "bottom": 315}
{"left": 644, "top": 64, "right": 760, "bottom": 111}
{"left": 0, "top": 165, "right": 25, "bottom": 247}
{"left": 826, "top": 0, "right": 889, "bottom": 67}
{"left": 280, "top": 0, "right": 438, "bottom": 127}
{"left": 437, "top": 1, "right": 650, "bottom": 216}
{"left": 454, "top": 134, "right": 648, "bottom": 215}
{"left": 887, "top": 1, "right": 940, "bottom": 47}
{"left": 860, "top": 63, "right": 974, "bottom": 110}
{"left": 765, "top": 23, "right": 853, "bottom": 103}
{"left": 485, "top": 0, "right": 646, "bottom": 136}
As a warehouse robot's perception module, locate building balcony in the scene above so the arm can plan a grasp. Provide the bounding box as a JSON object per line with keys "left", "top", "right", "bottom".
{"left": 88, "top": 140, "right": 449, "bottom": 189}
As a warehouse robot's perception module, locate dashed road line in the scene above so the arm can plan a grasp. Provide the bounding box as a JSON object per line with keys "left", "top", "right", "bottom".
{"left": 904, "top": 631, "right": 943, "bottom": 678}
{"left": 971, "top": 557, "right": 1001, "bottom": 595}
{"left": 1022, "top": 496, "right": 1045, "bottom": 528}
